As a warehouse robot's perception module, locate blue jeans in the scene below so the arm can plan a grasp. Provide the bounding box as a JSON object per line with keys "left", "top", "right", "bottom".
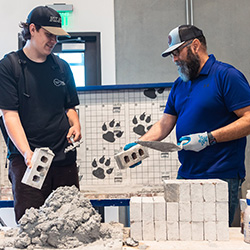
{"left": 177, "top": 175, "right": 243, "bottom": 227}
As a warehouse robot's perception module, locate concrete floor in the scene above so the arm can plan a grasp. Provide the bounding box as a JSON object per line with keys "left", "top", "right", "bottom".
{"left": 122, "top": 228, "right": 250, "bottom": 250}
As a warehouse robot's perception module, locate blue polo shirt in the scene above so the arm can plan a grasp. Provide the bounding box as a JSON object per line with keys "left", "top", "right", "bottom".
{"left": 164, "top": 54, "right": 250, "bottom": 179}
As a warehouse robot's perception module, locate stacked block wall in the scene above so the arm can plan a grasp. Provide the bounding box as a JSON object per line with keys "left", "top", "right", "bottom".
{"left": 130, "top": 179, "right": 229, "bottom": 241}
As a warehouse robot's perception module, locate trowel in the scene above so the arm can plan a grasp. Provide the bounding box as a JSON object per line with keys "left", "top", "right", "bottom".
{"left": 136, "top": 140, "right": 182, "bottom": 152}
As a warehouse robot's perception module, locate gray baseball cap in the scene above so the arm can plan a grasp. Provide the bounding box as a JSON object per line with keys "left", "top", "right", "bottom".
{"left": 162, "top": 25, "right": 203, "bottom": 57}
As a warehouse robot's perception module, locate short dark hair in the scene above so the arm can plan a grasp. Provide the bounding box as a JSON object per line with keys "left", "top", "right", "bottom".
{"left": 19, "top": 22, "right": 41, "bottom": 41}
{"left": 196, "top": 35, "right": 207, "bottom": 50}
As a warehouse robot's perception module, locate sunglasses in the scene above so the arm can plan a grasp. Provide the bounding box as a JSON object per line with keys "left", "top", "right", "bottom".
{"left": 170, "top": 40, "right": 193, "bottom": 58}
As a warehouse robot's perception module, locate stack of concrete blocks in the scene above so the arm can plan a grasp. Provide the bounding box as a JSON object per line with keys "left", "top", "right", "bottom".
{"left": 130, "top": 179, "right": 229, "bottom": 241}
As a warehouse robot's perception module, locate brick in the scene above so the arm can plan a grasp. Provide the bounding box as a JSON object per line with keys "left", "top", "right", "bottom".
{"left": 180, "top": 222, "right": 191, "bottom": 240}
{"left": 215, "top": 180, "right": 228, "bottom": 202}
{"left": 204, "top": 221, "right": 216, "bottom": 241}
{"left": 179, "top": 202, "right": 191, "bottom": 222}
{"left": 216, "top": 221, "right": 229, "bottom": 241}
{"left": 154, "top": 220, "right": 167, "bottom": 241}
{"left": 130, "top": 221, "right": 142, "bottom": 240}
{"left": 216, "top": 201, "right": 229, "bottom": 222}
{"left": 142, "top": 197, "right": 154, "bottom": 221}
{"left": 142, "top": 220, "right": 154, "bottom": 240}
{"left": 203, "top": 181, "right": 216, "bottom": 202}
{"left": 192, "top": 202, "right": 204, "bottom": 222}
{"left": 191, "top": 222, "right": 204, "bottom": 241}
{"left": 130, "top": 197, "right": 142, "bottom": 222}
{"left": 166, "top": 202, "right": 178, "bottom": 222}
{"left": 190, "top": 181, "right": 203, "bottom": 202}
{"left": 153, "top": 196, "right": 166, "bottom": 221}
{"left": 167, "top": 221, "right": 179, "bottom": 240}
{"left": 204, "top": 202, "right": 216, "bottom": 222}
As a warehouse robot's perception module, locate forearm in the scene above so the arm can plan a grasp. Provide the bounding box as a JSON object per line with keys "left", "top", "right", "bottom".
{"left": 139, "top": 113, "right": 177, "bottom": 141}
{"left": 211, "top": 112, "right": 250, "bottom": 143}
{"left": 1, "top": 110, "right": 31, "bottom": 157}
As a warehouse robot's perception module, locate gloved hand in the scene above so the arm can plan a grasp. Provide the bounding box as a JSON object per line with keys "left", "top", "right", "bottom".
{"left": 178, "top": 132, "right": 209, "bottom": 152}
{"left": 124, "top": 142, "right": 141, "bottom": 168}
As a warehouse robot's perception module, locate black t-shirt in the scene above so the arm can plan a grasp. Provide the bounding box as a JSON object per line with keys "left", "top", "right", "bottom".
{"left": 0, "top": 50, "right": 80, "bottom": 165}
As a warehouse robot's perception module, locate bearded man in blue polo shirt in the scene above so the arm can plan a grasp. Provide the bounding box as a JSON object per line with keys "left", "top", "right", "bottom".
{"left": 126, "top": 24, "right": 250, "bottom": 226}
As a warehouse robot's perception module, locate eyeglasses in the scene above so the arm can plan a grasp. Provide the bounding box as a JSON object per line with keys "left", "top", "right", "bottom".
{"left": 170, "top": 40, "right": 193, "bottom": 58}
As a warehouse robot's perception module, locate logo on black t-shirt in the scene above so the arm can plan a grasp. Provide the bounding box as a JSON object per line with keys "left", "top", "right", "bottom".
{"left": 53, "top": 78, "right": 66, "bottom": 87}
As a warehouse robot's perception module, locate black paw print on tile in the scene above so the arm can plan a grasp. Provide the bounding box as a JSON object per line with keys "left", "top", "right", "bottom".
{"left": 132, "top": 112, "right": 153, "bottom": 136}
{"left": 102, "top": 119, "right": 124, "bottom": 142}
{"left": 143, "top": 88, "right": 165, "bottom": 99}
{"left": 92, "top": 155, "right": 114, "bottom": 179}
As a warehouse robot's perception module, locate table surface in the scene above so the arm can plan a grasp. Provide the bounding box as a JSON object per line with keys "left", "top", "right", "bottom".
{"left": 122, "top": 228, "right": 250, "bottom": 250}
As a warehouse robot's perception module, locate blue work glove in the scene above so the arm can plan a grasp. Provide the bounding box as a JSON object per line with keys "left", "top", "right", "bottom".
{"left": 179, "top": 132, "right": 209, "bottom": 152}
{"left": 124, "top": 142, "right": 141, "bottom": 168}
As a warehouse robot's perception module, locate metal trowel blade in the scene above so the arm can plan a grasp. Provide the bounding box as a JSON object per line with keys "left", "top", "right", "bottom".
{"left": 136, "top": 141, "right": 182, "bottom": 152}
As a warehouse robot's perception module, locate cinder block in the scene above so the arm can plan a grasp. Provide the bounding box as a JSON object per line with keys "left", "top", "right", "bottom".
{"left": 215, "top": 180, "right": 228, "bottom": 202}
{"left": 204, "top": 202, "right": 216, "bottom": 222}
{"left": 154, "top": 220, "right": 167, "bottom": 241}
{"left": 153, "top": 196, "right": 166, "bottom": 221}
{"left": 142, "top": 220, "right": 154, "bottom": 240}
{"left": 179, "top": 202, "right": 191, "bottom": 222}
{"left": 142, "top": 197, "right": 154, "bottom": 221}
{"left": 216, "top": 221, "right": 229, "bottom": 241}
{"left": 130, "top": 197, "right": 142, "bottom": 222}
{"left": 21, "top": 148, "right": 54, "bottom": 189}
{"left": 191, "top": 222, "right": 204, "bottom": 241}
{"left": 190, "top": 181, "right": 203, "bottom": 202}
{"left": 180, "top": 222, "right": 191, "bottom": 240}
{"left": 114, "top": 144, "right": 149, "bottom": 169}
{"left": 203, "top": 180, "right": 216, "bottom": 202}
{"left": 166, "top": 202, "right": 179, "bottom": 222}
{"left": 216, "top": 201, "right": 229, "bottom": 222}
{"left": 192, "top": 202, "right": 204, "bottom": 222}
{"left": 130, "top": 221, "right": 142, "bottom": 240}
{"left": 167, "top": 221, "right": 179, "bottom": 240}
{"left": 204, "top": 221, "right": 216, "bottom": 241}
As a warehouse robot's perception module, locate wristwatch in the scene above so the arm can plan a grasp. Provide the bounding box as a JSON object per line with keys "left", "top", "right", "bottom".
{"left": 207, "top": 132, "right": 217, "bottom": 145}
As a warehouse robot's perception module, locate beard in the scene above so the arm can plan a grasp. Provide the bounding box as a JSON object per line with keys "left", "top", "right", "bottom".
{"left": 175, "top": 47, "right": 201, "bottom": 82}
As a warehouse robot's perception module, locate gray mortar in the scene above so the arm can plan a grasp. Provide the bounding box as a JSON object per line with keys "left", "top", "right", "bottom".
{"left": 1, "top": 186, "right": 123, "bottom": 250}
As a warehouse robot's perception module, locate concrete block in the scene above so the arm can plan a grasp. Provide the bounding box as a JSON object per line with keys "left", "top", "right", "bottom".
{"left": 179, "top": 222, "right": 191, "bottom": 241}
{"left": 130, "top": 221, "right": 142, "bottom": 240}
{"left": 114, "top": 144, "right": 149, "bottom": 169}
{"left": 204, "top": 221, "right": 216, "bottom": 241}
{"left": 191, "top": 222, "right": 204, "bottom": 241}
{"left": 179, "top": 202, "right": 191, "bottom": 222}
{"left": 215, "top": 180, "right": 228, "bottom": 202}
{"left": 190, "top": 181, "right": 203, "bottom": 202}
{"left": 130, "top": 197, "right": 142, "bottom": 222}
{"left": 166, "top": 202, "right": 178, "bottom": 222}
{"left": 21, "top": 148, "right": 54, "bottom": 189}
{"left": 154, "top": 220, "right": 167, "bottom": 241}
{"left": 191, "top": 202, "right": 204, "bottom": 222}
{"left": 203, "top": 181, "right": 216, "bottom": 202}
{"left": 167, "top": 221, "right": 179, "bottom": 240}
{"left": 216, "top": 221, "right": 229, "bottom": 241}
{"left": 204, "top": 202, "right": 216, "bottom": 222}
{"left": 153, "top": 196, "right": 166, "bottom": 221}
{"left": 142, "top": 220, "right": 154, "bottom": 240}
{"left": 142, "top": 197, "right": 154, "bottom": 221}
{"left": 216, "top": 201, "right": 229, "bottom": 222}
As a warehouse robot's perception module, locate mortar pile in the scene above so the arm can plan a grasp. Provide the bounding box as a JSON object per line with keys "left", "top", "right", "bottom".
{"left": 14, "top": 186, "right": 104, "bottom": 249}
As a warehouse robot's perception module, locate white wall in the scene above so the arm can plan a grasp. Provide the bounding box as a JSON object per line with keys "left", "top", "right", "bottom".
{"left": 0, "top": 0, "right": 116, "bottom": 85}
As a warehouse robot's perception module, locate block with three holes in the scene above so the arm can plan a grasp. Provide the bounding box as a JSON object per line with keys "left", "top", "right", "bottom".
{"left": 114, "top": 144, "right": 149, "bottom": 169}
{"left": 21, "top": 148, "right": 55, "bottom": 189}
